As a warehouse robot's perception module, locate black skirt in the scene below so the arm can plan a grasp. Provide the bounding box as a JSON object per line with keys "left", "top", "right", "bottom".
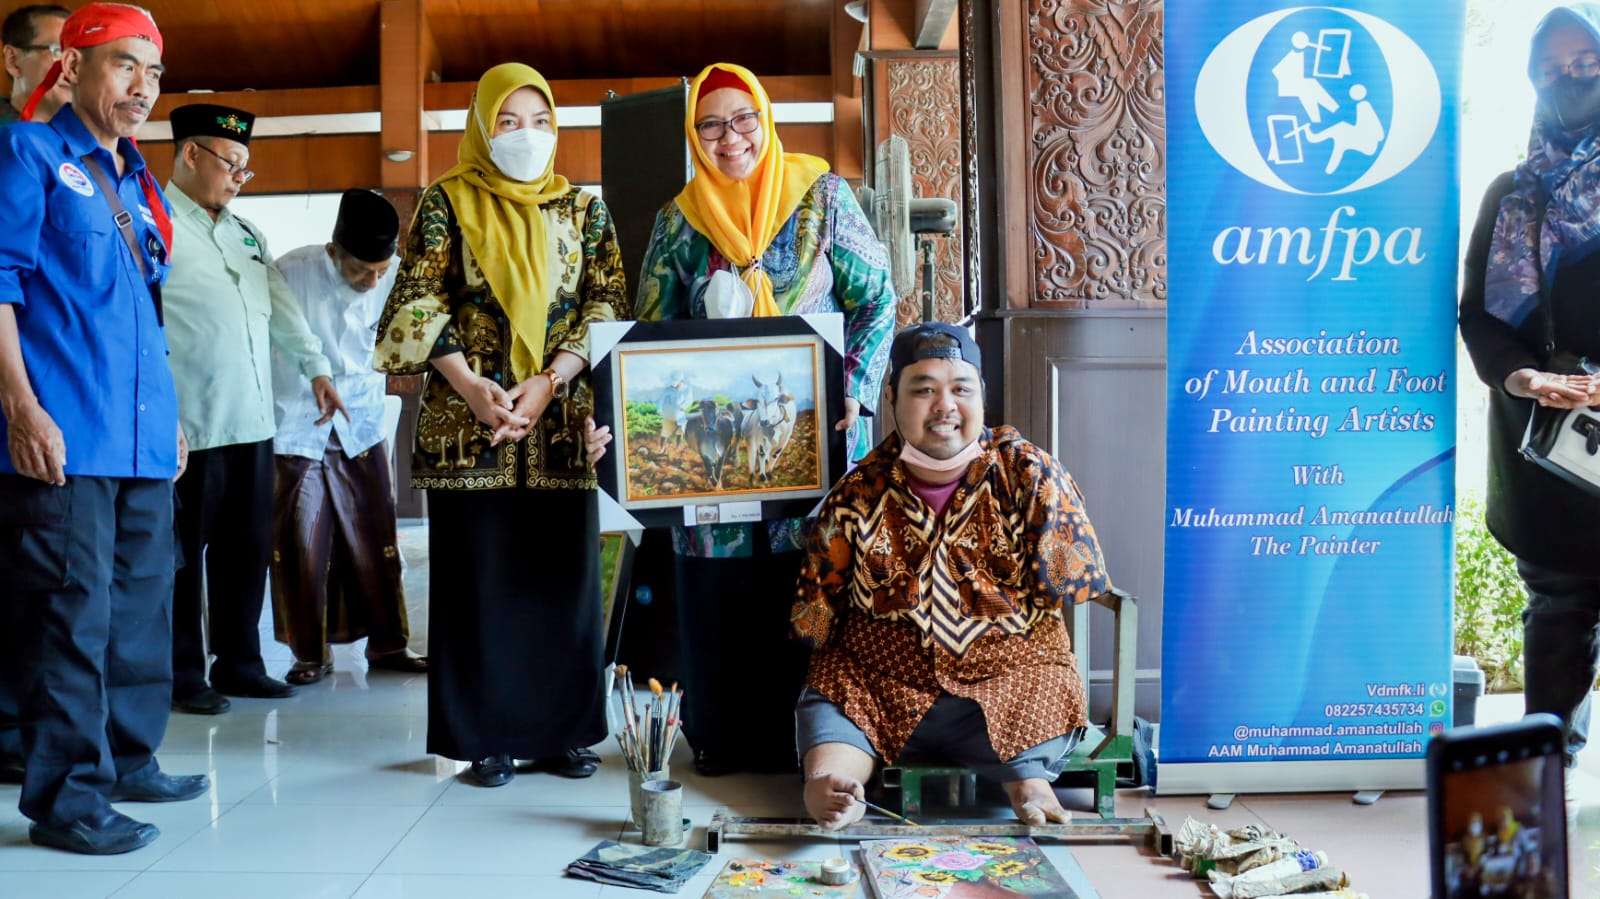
{"left": 425, "top": 487, "right": 606, "bottom": 761}
{"left": 673, "top": 535, "right": 810, "bottom": 771}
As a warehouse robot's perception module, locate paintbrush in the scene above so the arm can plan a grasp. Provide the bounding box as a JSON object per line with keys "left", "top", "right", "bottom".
{"left": 615, "top": 665, "right": 646, "bottom": 771}
{"left": 663, "top": 685, "right": 683, "bottom": 761}
{"left": 854, "top": 796, "right": 921, "bottom": 827}
{"left": 646, "top": 678, "right": 665, "bottom": 770}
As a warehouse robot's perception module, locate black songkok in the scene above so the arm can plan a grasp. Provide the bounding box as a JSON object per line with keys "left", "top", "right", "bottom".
{"left": 333, "top": 189, "right": 400, "bottom": 263}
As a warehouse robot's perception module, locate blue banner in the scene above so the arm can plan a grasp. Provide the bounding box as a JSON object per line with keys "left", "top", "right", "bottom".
{"left": 1162, "top": 2, "right": 1462, "bottom": 786}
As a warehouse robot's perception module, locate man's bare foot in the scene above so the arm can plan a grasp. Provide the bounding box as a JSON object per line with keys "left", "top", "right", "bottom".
{"left": 1002, "top": 778, "right": 1070, "bottom": 825}
{"left": 804, "top": 773, "right": 868, "bottom": 831}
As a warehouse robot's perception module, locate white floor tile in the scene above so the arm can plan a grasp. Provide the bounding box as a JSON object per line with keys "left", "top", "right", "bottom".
{"left": 242, "top": 755, "right": 457, "bottom": 807}
{"left": 0, "top": 870, "right": 138, "bottom": 898}
{"left": 149, "top": 803, "right": 426, "bottom": 874}
{"left": 374, "top": 804, "right": 628, "bottom": 877}
{"left": 354, "top": 873, "right": 602, "bottom": 899}
{"left": 110, "top": 871, "right": 367, "bottom": 899}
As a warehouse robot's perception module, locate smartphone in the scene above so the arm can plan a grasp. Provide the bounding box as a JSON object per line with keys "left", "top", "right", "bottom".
{"left": 1427, "top": 714, "right": 1568, "bottom": 898}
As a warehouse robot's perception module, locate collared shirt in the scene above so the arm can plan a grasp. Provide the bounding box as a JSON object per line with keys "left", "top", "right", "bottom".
{"left": 271, "top": 245, "right": 397, "bottom": 460}
{"left": 0, "top": 105, "right": 176, "bottom": 478}
{"left": 792, "top": 427, "right": 1112, "bottom": 762}
{"left": 163, "top": 182, "right": 332, "bottom": 452}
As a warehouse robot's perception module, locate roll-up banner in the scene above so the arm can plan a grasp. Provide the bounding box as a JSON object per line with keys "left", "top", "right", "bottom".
{"left": 1162, "top": 3, "right": 1464, "bottom": 794}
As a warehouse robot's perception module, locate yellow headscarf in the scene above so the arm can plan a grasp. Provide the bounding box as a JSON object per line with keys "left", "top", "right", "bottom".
{"left": 434, "top": 63, "right": 571, "bottom": 382}
{"left": 674, "top": 62, "right": 830, "bottom": 317}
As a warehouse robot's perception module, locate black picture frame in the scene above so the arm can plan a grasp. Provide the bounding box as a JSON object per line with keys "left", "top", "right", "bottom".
{"left": 590, "top": 314, "right": 848, "bottom": 531}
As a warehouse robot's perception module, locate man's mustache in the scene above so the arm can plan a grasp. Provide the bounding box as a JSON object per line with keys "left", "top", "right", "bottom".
{"left": 115, "top": 100, "right": 152, "bottom": 113}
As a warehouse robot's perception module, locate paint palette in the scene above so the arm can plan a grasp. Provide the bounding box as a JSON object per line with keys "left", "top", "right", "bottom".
{"left": 703, "top": 858, "right": 858, "bottom": 897}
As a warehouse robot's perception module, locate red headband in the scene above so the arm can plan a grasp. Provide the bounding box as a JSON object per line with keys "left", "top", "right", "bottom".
{"left": 22, "top": 4, "right": 173, "bottom": 264}
{"left": 696, "top": 68, "right": 752, "bottom": 102}
{"left": 21, "top": 3, "right": 164, "bottom": 122}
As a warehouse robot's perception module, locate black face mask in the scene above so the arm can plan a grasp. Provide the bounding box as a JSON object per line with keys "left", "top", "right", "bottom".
{"left": 1542, "top": 73, "right": 1600, "bottom": 131}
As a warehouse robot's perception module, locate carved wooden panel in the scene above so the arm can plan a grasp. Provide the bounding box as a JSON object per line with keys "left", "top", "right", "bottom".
{"left": 1027, "top": 0, "right": 1166, "bottom": 307}
{"left": 886, "top": 58, "right": 965, "bottom": 327}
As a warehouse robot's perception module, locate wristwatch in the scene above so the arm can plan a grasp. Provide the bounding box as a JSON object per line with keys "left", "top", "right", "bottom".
{"left": 541, "top": 367, "right": 569, "bottom": 399}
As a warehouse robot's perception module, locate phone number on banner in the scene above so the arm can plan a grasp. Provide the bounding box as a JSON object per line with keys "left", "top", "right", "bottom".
{"left": 1324, "top": 702, "right": 1425, "bottom": 718}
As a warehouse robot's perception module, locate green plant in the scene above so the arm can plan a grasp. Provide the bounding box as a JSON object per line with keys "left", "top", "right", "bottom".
{"left": 1453, "top": 491, "right": 1525, "bottom": 693}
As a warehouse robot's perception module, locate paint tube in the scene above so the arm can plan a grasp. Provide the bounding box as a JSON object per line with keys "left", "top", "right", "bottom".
{"left": 1210, "top": 850, "right": 1330, "bottom": 896}
{"left": 1230, "top": 868, "right": 1349, "bottom": 899}
{"left": 1248, "top": 891, "right": 1367, "bottom": 899}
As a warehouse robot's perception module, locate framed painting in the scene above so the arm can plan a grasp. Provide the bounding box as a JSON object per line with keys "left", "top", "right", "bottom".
{"left": 590, "top": 314, "right": 847, "bottom": 531}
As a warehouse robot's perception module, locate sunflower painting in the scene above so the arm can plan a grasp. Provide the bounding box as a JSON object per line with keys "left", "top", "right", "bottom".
{"left": 860, "top": 837, "right": 1082, "bottom": 899}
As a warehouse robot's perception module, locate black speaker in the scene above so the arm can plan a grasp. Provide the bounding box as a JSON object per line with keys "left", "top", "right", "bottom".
{"left": 601, "top": 83, "right": 691, "bottom": 293}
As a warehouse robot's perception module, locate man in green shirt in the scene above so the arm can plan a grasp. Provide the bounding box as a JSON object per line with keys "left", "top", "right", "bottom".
{"left": 162, "top": 104, "right": 347, "bottom": 714}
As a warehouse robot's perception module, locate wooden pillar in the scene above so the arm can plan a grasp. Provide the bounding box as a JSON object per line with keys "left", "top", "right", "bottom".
{"left": 379, "top": 0, "right": 438, "bottom": 191}
{"left": 864, "top": 0, "right": 964, "bottom": 325}
{"left": 831, "top": 1, "right": 866, "bottom": 181}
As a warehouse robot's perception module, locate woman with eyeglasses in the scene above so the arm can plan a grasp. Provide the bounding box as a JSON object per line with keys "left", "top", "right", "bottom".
{"left": 376, "top": 63, "right": 629, "bottom": 788}
{"left": 1460, "top": 2, "right": 1600, "bottom": 788}
{"left": 635, "top": 62, "right": 896, "bottom": 777}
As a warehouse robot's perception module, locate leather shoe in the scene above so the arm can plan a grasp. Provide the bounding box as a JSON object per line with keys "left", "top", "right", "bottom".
{"left": 110, "top": 769, "right": 208, "bottom": 803}
{"left": 0, "top": 753, "right": 23, "bottom": 784}
{"left": 29, "top": 807, "right": 159, "bottom": 855}
{"left": 211, "top": 673, "right": 298, "bottom": 699}
{"left": 526, "top": 747, "right": 600, "bottom": 779}
{"left": 466, "top": 755, "right": 514, "bottom": 788}
{"left": 366, "top": 650, "right": 428, "bottom": 673}
{"left": 171, "top": 687, "right": 230, "bottom": 715}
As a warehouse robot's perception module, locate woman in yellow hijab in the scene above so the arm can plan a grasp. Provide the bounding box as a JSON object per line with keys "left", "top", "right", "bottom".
{"left": 634, "top": 62, "right": 898, "bottom": 778}
{"left": 376, "top": 63, "right": 632, "bottom": 788}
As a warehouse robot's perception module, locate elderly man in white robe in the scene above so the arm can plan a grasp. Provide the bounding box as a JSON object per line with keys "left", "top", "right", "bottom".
{"left": 269, "top": 189, "right": 427, "bottom": 686}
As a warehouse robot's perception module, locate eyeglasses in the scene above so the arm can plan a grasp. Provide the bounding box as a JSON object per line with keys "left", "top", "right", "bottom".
{"left": 693, "top": 111, "right": 761, "bottom": 141}
{"left": 193, "top": 141, "right": 255, "bottom": 183}
{"left": 1536, "top": 51, "right": 1600, "bottom": 86}
{"left": 18, "top": 43, "right": 61, "bottom": 60}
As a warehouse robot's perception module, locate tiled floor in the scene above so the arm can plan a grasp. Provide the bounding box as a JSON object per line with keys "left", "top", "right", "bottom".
{"left": 0, "top": 526, "right": 1596, "bottom": 897}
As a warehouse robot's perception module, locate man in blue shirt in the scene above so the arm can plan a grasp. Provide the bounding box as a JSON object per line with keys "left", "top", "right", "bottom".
{"left": 0, "top": 2, "right": 70, "bottom": 792}
{"left": 0, "top": 3, "right": 208, "bottom": 856}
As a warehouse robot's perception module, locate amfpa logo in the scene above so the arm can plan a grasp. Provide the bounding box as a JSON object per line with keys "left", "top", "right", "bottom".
{"left": 1196, "top": 7, "right": 1440, "bottom": 195}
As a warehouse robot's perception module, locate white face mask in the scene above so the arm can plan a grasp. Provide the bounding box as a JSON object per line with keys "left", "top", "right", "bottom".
{"left": 488, "top": 127, "right": 556, "bottom": 182}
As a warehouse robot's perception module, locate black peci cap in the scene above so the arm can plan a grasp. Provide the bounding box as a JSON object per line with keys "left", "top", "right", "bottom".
{"left": 332, "top": 189, "right": 400, "bottom": 263}
{"left": 170, "top": 103, "right": 256, "bottom": 146}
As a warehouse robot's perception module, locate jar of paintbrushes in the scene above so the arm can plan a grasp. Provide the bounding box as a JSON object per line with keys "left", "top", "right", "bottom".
{"left": 607, "top": 664, "right": 684, "bottom": 828}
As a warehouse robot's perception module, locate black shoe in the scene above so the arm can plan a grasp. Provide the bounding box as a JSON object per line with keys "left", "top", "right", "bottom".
{"left": 210, "top": 673, "right": 298, "bottom": 699}
{"left": 526, "top": 747, "right": 600, "bottom": 779}
{"left": 466, "top": 755, "right": 514, "bottom": 788}
{"left": 0, "top": 753, "right": 23, "bottom": 784}
{"left": 693, "top": 748, "right": 734, "bottom": 778}
{"left": 171, "top": 687, "right": 231, "bottom": 715}
{"left": 29, "top": 807, "right": 159, "bottom": 855}
{"left": 110, "top": 769, "right": 209, "bottom": 803}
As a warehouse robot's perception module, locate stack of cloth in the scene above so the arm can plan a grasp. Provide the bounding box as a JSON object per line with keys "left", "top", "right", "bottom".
{"left": 566, "top": 839, "right": 715, "bottom": 892}
{"left": 1174, "top": 819, "right": 1365, "bottom": 899}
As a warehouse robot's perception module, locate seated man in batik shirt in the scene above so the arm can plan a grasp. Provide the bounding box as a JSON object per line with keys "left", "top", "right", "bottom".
{"left": 791, "top": 322, "right": 1113, "bottom": 829}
